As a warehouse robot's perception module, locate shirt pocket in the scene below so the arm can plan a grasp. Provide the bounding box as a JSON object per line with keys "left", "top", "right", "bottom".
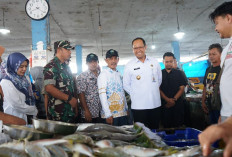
{"left": 131, "top": 68, "right": 143, "bottom": 81}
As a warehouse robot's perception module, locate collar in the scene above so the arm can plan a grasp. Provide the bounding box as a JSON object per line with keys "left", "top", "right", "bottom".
{"left": 87, "top": 69, "right": 100, "bottom": 76}
{"left": 164, "top": 68, "right": 174, "bottom": 74}
{"left": 54, "top": 56, "right": 66, "bottom": 67}
{"left": 106, "top": 66, "right": 118, "bottom": 73}
{"left": 135, "top": 55, "right": 149, "bottom": 63}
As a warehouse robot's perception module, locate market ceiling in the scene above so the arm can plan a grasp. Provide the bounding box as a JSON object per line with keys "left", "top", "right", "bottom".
{"left": 0, "top": 0, "right": 228, "bottom": 65}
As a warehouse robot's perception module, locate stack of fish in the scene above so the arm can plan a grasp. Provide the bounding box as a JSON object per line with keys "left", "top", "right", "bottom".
{"left": 0, "top": 122, "right": 224, "bottom": 157}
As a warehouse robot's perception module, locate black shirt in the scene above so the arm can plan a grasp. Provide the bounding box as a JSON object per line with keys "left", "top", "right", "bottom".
{"left": 160, "top": 68, "right": 187, "bottom": 100}
{"left": 203, "top": 66, "right": 221, "bottom": 100}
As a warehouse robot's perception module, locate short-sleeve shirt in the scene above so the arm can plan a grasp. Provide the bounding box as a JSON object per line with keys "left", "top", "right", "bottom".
{"left": 203, "top": 66, "right": 221, "bottom": 101}
{"left": 160, "top": 69, "right": 187, "bottom": 102}
{"left": 123, "top": 56, "right": 162, "bottom": 110}
{"left": 76, "top": 70, "right": 101, "bottom": 118}
{"left": 43, "top": 57, "right": 75, "bottom": 123}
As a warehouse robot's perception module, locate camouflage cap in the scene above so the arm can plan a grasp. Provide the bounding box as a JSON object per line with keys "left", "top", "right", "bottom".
{"left": 54, "top": 40, "right": 74, "bottom": 51}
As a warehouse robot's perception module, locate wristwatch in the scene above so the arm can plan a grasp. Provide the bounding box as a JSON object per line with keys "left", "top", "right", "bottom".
{"left": 66, "top": 95, "right": 73, "bottom": 103}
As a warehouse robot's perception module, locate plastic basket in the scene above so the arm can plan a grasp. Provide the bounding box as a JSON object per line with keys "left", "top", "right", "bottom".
{"left": 152, "top": 128, "right": 201, "bottom": 147}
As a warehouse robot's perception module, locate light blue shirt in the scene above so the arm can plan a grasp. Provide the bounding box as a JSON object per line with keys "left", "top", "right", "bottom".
{"left": 98, "top": 67, "right": 128, "bottom": 118}
{"left": 123, "top": 56, "right": 162, "bottom": 109}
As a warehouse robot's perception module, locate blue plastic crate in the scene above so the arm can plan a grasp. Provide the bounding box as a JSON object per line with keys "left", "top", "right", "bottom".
{"left": 152, "top": 128, "right": 201, "bottom": 147}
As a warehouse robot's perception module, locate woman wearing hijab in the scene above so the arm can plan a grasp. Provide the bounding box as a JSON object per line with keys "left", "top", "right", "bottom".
{"left": 0, "top": 52, "right": 38, "bottom": 124}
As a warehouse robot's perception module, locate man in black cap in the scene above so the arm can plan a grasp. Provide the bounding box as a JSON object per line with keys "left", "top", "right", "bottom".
{"left": 98, "top": 49, "right": 128, "bottom": 126}
{"left": 76, "top": 53, "right": 102, "bottom": 123}
{"left": 43, "top": 40, "right": 78, "bottom": 123}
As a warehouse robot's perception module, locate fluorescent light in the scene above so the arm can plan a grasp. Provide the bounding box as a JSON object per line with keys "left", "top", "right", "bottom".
{"left": 0, "top": 28, "right": 10, "bottom": 35}
{"left": 174, "top": 32, "right": 185, "bottom": 39}
{"left": 151, "top": 45, "right": 156, "bottom": 49}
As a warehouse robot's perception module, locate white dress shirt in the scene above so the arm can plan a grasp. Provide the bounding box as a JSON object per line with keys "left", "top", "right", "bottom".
{"left": 220, "top": 38, "right": 232, "bottom": 117}
{"left": 98, "top": 67, "right": 128, "bottom": 118}
{"left": 123, "top": 56, "right": 162, "bottom": 110}
{"left": 0, "top": 79, "right": 38, "bottom": 124}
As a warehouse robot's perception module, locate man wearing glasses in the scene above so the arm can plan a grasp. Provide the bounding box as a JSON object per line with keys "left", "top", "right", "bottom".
{"left": 123, "top": 37, "right": 162, "bottom": 129}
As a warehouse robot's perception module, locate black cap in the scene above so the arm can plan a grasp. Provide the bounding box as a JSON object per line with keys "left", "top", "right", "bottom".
{"left": 86, "top": 53, "right": 98, "bottom": 63}
{"left": 106, "top": 49, "right": 119, "bottom": 58}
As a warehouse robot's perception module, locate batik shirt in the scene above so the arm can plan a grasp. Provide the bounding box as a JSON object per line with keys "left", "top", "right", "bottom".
{"left": 97, "top": 67, "right": 128, "bottom": 118}
{"left": 43, "top": 57, "right": 75, "bottom": 123}
{"left": 76, "top": 70, "right": 101, "bottom": 118}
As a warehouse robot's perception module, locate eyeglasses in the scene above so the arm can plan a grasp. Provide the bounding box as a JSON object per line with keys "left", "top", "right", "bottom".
{"left": 133, "top": 46, "right": 145, "bottom": 51}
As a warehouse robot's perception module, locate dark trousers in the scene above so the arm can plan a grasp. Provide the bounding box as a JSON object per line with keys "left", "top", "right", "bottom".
{"left": 161, "top": 101, "right": 184, "bottom": 128}
{"left": 102, "top": 116, "right": 128, "bottom": 126}
{"left": 81, "top": 117, "right": 103, "bottom": 123}
{"left": 132, "top": 107, "right": 161, "bottom": 130}
{"left": 209, "top": 110, "right": 220, "bottom": 124}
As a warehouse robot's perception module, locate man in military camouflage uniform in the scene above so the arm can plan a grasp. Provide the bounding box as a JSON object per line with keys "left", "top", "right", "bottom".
{"left": 43, "top": 40, "right": 78, "bottom": 123}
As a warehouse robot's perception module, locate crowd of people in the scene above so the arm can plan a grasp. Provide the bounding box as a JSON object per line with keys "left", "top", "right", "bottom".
{"left": 1, "top": 1, "right": 232, "bottom": 156}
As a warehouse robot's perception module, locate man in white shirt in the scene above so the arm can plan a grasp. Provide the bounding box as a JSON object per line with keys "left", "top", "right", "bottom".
{"left": 200, "top": 2, "right": 232, "bottom": 156}
{"left": 98, "top": 49, "right": 128, "bottom": 126}
{"left": 208, "top": 1, "right": 232, "bottom": 123}
{"left": 123, "top": 37, "right": 162, "bottom": 129}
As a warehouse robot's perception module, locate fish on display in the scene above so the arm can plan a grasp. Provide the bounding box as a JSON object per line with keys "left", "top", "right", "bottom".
{"left": 79, "top": 123, "right": 130, "bottom": 135}
{"left": 0, "top": 141, "right": 25, "bottom": 151}
{"left": 79, "top": 130, "right": 139, "bottom": 142}
{"left": 95, "top": 140, "right": 114, "bottom": 148}
{"left": 45, "top": 145, "right": 68, "bottom": 157}
{"left": 117, "top": 145, "right": 167, "bottom": 157}
{"left": 109, "top": 140, "right": 130, "bottom": 147}
{"left": 76, "top": 123, "right": 95, "bottom": 132}
{"left": 30, "top": 139, "right": 69, "bottom": 146}
{"left": 0, "top": 147, "right": 28, "bottom": 157}
{"left": 94, "top": 147, "right": 131, "bottom": 157}
{"left": 62, "top": 133, "right": 95, "bottom": 146}
{"left": 25, "top": 144, "right": 51, "bottom": 157}
{"left": 72, "top": 143, "right": 94, "bottom": 157}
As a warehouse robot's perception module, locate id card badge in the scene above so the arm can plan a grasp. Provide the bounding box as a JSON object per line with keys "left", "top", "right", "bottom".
{"left": 151, "top": 64, "right": 156, "bottom": 82}
{"left": 152, "top": 74, "right": 156, "bottom": 82}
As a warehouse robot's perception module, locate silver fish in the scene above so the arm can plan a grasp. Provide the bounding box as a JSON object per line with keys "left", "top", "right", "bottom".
{"left": 109, "top": 140, "right": 130, "bottom": 147}
{"left": 0, "top": 141, "right": 25, "bottom": 151}
{"left": 76, "top": 123, "right": 95, "bottom": 132}
{"left": 94, "top": 148, "right": 131, "bottom": 157}
{"left": 80, "top": 130, "right": 138, "bottom": 142}
{"left": 96, "top": 140, "right": 114, "bottom": 148}
{"left": 62, "top": 133, "right": 95, "bottom": 146}
{"left": 25, "top": 144, "right": 51, "bottom": 157}
{"left": 80, "top": 123, "right": 129, "bottom": 134}
{"left": 0, "top": 147, "right": 28, "bottom": 157}
{"left": 46, "top": 145, "right": 68, "bottom": 157}
{"left": 72, "top": 143, "right": 94, "bottom": 157}
{"left": 117, "top": 145, "right": 166, "bottom": 157}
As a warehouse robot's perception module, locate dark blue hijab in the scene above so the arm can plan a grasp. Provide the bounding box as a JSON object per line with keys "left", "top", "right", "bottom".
{"left": 5, "top": 52, "right": 35, "bottom": 106}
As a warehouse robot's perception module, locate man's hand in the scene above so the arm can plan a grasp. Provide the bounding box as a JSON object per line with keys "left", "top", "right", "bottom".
{"left": 165, "top": 98, "right": 175, "bottom": 108}
{"left": 202, "top": 102, "right": 209, "bottom": 114}
{"left": 106, "top": 116, "right": 113, "bottom": 125}
{"left": 84, "top": 110, "right": 92, "bottom": 122}
{"left": 166, "top": 98, "right": 175, "bottom": 105}
{"left": 69, "top": 97, "right": 78, "bottom": 108}
{"left": 199, "top": 117, "right": 232, "bottom": 157}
